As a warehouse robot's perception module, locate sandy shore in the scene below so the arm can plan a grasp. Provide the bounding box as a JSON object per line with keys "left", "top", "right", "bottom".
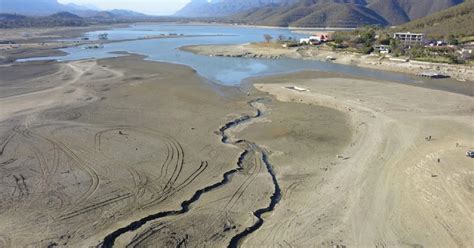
{"left": 181, "top": 43, "right": 474, "bottom": 82}
{"left": 247, "top": 71, "right": 474, "bottom": 247}
{"left": 0, "top": 52, "right": 472, "bottom": 247}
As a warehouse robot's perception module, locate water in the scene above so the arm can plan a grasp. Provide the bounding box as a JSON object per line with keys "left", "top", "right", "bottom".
{"left": 17, "top": 23, "right": 433, "bottom": 86}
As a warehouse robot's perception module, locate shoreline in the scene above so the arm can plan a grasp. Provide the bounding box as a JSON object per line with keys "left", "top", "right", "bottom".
{"left": 246, "top": 70, "right": 473, "bottom": 247}
{"left": 1, "top": 21, "right": 473, "bottom": 247}
{"left": 180, "top": 43, "right": 474, "bottom": 82}
{"left": 2, "top": 28, "right": 230, "bottom": 64}
{"left": 5, "top": 22, "right": 471, "bottom": 83}
{"left": 0, "top": 24, "right": 131, "bottom": 63}
{"left": 1, "top": 54, "right": 345, "bottom": 247}
{"left": 0, "top": 52, "right": 472, "bottom": 247}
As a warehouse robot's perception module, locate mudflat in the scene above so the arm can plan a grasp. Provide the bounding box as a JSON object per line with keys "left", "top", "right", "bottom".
{"left": 0, "top": 52, "right": 472, "bottom": 247}
{"left": 0, "top": 55, "right": 350, "bottom": 247}
{"left": 250, "top": 71, "right": 474, "bottom": 247}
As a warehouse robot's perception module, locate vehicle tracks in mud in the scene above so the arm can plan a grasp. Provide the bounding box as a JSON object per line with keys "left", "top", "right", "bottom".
{"left": 99, "top": 98, "right": 282, "bottom": 248}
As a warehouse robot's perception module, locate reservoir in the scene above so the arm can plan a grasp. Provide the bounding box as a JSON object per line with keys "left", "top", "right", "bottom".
{"left": 19, "top": 23, "right": 414, "bottom": 85}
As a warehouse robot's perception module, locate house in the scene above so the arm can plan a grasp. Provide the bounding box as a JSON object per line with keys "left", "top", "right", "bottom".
{"left": 300, "top": 38, "right": 311, "bottom": 44}
{"left": 310, "top": 33, "right": 330, "bottom": 42}
{"left": 374, "top": 44, "right": 391, "bottom": 54}
{"left": 299, "top": 36, "right": 322, "bottom": 45}
{"left": 393, "top": 32, "right": 424, "bottom": 45}
{"left": 428, "top": 40, "right": 447, "bottom": 47}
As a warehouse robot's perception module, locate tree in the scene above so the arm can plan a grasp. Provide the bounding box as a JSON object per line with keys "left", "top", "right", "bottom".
{"left": 278, "top": 34, "right": 287, "bottom": 42}
{"left": 389, "top": 39, "right": 405, "bottom": 57}
{"left": 264, "top": 34, "right": 273, "bottom": 43}
{"left": 332, "top": 31, "right": 348, "bottom": 44}
{"left": 447, "top": 35, "right": 459, "bottom": 45}
{"left": 359, "top": 46, "right": 374, "bottom": 54}
{"left": 377, "top": 33, "right": 391, "bottom": 45}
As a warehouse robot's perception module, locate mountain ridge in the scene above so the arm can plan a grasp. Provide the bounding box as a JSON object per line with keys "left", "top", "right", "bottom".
{"left": 0, "top": 0, "right": 148, "bottom": 18}
{"left": 175, "top": 0, "right": 299, "bottom": 17}
{"left": 176, "top": 0, "right": 466, "bottom": 27}
{"left": 394, "top": 0, "right": 474, "bottom": 38}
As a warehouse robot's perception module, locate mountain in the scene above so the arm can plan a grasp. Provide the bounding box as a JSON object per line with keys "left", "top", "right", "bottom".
{"left": 0, "top": 0, "right": 149, "bottom": 18}
{"left": 231, "top": 0, "right": 389, "bottom": 27}
{"left": 175, "top": 0, "right": 299, "bottom": 17}
{"left": 0, "top": 13, "right": 28, "bottom": 22}
{"left": 367, "top": 0, "right": 464, "bottom": 25}
{"left": 394, "top": 0, "right": 474, "bottom": 38}
{"left": 49, "top": 11, "right": 82, "bottom": 19}
{"left": 176, "top": 0, "right": 465, "bottom": 27}
{"left": 0, "top": 11, "right": 87, "bottom": 28}
{"left": 109, "top": 9, "right": 148, "bottom": 18}
{"left": 0, "top": 0, "right": 67, "bottom": 16}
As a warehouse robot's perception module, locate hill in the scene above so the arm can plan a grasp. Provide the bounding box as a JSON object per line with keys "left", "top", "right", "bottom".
{"left": 367, "top": 0, "right": 464, "bottom": 25}
{"left": 175, "top": 0, "right": 298, "bottom": 17}
{"left": 0, "top": 10, "right": 157, "bottom": 29}
{"left": 0, "top": 11, "right": 86, "bottom": 28}
{"left": 0, "top": 0, "right": 67, "bottom": 16}
{"left": 176, "top": 0, "right": 465, "bottom": 27}
{"left": 0, "top": 0, "right": 149, "bottom": 19}
{"left": 231, "top": 1, "right": 389, "bottom": 27}
{"left": 394, "top": 0, "right": 474, "bottom": 38}
{"left": 49, "top": 11, "right": 82, "bottom": 20}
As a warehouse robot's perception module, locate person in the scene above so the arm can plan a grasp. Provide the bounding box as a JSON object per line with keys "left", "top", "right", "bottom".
{"left": 437, "top": 158, "right": 440, "bottom": 163}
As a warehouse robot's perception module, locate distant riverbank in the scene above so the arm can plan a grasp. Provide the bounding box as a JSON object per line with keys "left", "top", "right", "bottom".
{"left": 181, "top": 43, "right": 474, "bottom": 82}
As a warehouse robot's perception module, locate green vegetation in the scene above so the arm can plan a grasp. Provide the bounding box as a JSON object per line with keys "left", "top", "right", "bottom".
{"left": 204, "top": 0, "right": 466, "bottom": 28}
{"left": 332, "top": 26, "right": 378, "bottom": 54}
{"left": 408, "top": 45, "right": 465, "bottom": 64}
{"left": 331, "top": 24, "right": 472, "bottom": 64}
{"left": 394, "top": 1, "right": 474, "bottom": 39}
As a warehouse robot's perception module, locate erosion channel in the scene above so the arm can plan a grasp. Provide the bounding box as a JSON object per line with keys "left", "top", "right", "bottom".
{"left": 100, "top": 98, "right": 281, "bottom": 248}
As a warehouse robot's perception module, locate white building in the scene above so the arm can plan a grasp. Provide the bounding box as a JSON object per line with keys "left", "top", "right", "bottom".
{"left": 374, "top": 44, "right": 391, "bottom": 54}
{"left": 300, "top": 38, "right": 311, "bottom": 44}
{"left": 393, "top": 32, "right": 424, "bottom": 45}
{"left": 299, "top": 37, "right": 321, "bottom": 45}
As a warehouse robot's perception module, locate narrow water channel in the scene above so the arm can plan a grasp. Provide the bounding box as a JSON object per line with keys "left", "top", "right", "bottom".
{"left": 99, "top": 98, "right": 281, "bottom": 248}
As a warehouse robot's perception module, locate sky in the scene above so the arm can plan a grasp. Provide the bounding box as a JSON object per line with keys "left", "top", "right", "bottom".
{"left": 58, "top": 0, "right": 192, "bottom": 15}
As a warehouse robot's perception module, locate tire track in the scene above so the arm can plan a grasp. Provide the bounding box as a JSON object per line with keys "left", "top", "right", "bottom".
{"left": 92, "top": 126, "right": 194, "bottom": 210}
{"left": 144, "top": 160, "right": 209, "bottom": 207}
{"left": 98, "top": 98, "right": 281, "bottom": 248}
{"left": 227, "top": 155, "right": 262, "bottom": 211}
{"left": 228, "top": 151, "right": 281, "bottom": 248}
{"left": 0, "top": 132, "right": 15, "bottom": 156}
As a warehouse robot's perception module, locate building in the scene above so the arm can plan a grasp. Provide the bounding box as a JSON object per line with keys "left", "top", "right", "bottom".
{"left": 374, "top": 44, "right": 391, "bottom": 54}
{"left": 299, "top": 38, "right": 310, "bottom": 44}
{"left": 310, "top": 34, "right": 330, "bottom": 42}
{"left": 299, "top": 37, "right": 321, "bottom": 45}
{"left": 393, "top": 32, "right": 424, "bottom": 45}
{"left": 300, "top": 38, "right": 321, "bottom": 45}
